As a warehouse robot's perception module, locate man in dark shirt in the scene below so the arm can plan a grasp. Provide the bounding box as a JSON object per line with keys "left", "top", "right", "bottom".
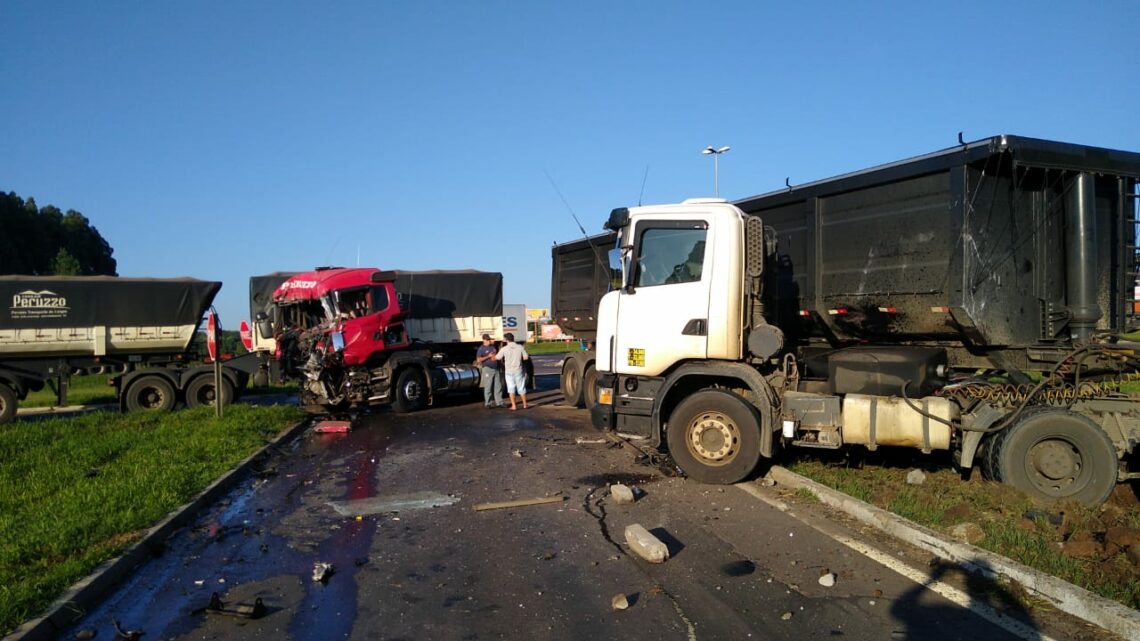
{"left": 475, "top": 333, "right": 505, "bottom": 407}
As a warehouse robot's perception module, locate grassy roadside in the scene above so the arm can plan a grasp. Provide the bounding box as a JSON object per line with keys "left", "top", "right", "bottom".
{"left": 783, "top": 453, "right": 1140, "bottom": 610}
{"left": 526, "top": 340, "right": 583, "bottom": 355}
{"left": 0, "top": 404, "right": 304, "bottom": 635}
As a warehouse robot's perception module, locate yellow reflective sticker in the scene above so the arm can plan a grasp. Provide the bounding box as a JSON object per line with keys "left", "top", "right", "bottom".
{"left": 628, "top": 348, "right": 645, "bottom": 367}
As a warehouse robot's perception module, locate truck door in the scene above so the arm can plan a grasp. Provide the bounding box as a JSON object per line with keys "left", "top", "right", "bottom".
{"left": 613, "top": 218, "right": 712, "bottom": 377}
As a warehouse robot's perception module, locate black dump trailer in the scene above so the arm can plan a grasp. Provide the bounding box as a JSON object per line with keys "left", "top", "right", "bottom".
{"left": 0, "top": 276, "right": 261, "bottom": 422}
{"left": 733, "top": 135, "right": 1140, "bottom": 503}
{"left": 551, "top": 233, "right": 614, "bottom": 407}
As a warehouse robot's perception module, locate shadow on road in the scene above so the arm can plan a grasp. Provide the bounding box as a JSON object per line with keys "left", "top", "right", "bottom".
{"left": 890, "top": 558, "right": 1040, "bottom": 640}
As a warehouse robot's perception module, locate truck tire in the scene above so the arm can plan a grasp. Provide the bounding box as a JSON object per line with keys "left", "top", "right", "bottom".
{"left": 185, "top": 375, "right": 234, "bottom": 409}
{"left": 561, "top": 359, "right": 583, "bottom": 407}
{"left": 667, "top": 389, "right": 763, "bottom": 484}
{"left": 125, "top": 375, "right": 177, "bottom": 413}
{"left": 392, "top": 367, "right": 427, "bottom": 413}
{"left": 0, "top": 384, "right": 16, "bottom": 424}
{"left": 582, "top": 364, "right": 598, "bottom": 409}
{"left": 983, "top": 407, "right": 1117, "bottom": 506}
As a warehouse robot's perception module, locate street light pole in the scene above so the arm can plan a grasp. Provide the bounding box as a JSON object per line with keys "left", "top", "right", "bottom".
{"left": 701, "top": 145, "right": 731, "bottom": 197}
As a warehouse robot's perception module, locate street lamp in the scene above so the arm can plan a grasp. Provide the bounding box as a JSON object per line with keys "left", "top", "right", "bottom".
{"left": 702, "top": 145, "right": 731, "bottom": 197}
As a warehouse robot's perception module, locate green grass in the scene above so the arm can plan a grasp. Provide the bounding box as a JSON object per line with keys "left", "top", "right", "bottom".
{"left": 784, "top": 456, "right": 1140, "bottom": 609}
{"left": 0, "top": 404, "right": 304, "bottom": 635}
{"left": 526, "top": 341, "right": 584, "bottom": 355}
{"left": 21, "top": 374, "right": 116, "bottom": 408}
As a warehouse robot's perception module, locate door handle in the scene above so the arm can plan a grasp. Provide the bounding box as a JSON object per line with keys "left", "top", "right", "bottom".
{"left": 682, "top": 319, "right": 707, "bottom": 336}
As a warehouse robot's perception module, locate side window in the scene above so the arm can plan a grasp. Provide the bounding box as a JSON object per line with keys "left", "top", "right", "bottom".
{"left": 370, "top": 286, "right": 390, "bottom": 313}
{"left": 633, "top": 225, "right": 707, "bottom": 287}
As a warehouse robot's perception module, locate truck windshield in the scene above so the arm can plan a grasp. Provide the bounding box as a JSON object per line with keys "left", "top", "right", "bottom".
{"left": 634, "top": 226, "right": 707, "bottom": 287}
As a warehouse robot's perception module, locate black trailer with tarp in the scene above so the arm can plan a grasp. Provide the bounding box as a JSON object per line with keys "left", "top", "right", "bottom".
{"left": 549, "top": 233, "right": 616, "bottom": 408}
{"left": 0, "top": 275, "right": 262, "bottom": 422}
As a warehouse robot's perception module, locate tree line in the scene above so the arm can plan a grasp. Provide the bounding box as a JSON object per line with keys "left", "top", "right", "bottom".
{"left": 0, "top": 191, "right": 117, "bottom": 276}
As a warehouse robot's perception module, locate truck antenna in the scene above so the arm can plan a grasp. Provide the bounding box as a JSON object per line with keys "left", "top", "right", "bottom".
{"left": 543, "top": 168, "right": 610, "bottom": 274}
{"left": 638, "top": 164, "right": 650, "bottom": 206}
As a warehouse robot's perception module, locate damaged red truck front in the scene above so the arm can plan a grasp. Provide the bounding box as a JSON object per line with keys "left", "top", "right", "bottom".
{"left": 262, "top": 267, "right": 503, "bottom": 413}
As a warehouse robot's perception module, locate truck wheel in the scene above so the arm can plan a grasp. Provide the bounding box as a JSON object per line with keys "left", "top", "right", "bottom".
{"left": 185, "top": 376, "right": 234, "bottom": 409}
{"left": 983, "top": 407, "right": 1117, "bottom": 506}
{"left": 667, "top": 389, "right": 763, "bottom": 484}
{"left": 582, "top": 364, "right": 598, "bottom": 409}
{"left": 561, "top": 359, "right": 583, "bottom": 407}
{"left": 125, "top": 375, "right": 177, "bottom": 412}
{"left": 392, "top": 368, "right": 427, "bottom": 413}
{"left": 0, "top": 384, "right": 16, "bottom": 424}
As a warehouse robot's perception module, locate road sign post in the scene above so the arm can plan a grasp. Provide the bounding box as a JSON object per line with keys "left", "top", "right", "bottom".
{"left": 207, "top": 310, "right": 223, "bottom": 419}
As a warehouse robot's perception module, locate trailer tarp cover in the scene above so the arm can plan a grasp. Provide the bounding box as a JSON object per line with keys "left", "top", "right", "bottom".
{"left": 0, "top": 276, "right": 221, "bottom": 329}
{"left": 373, "top": 270, "right": 503, "bottom": 319}
{"left": 249, "top": 272, "right": 297, "bottom": 320}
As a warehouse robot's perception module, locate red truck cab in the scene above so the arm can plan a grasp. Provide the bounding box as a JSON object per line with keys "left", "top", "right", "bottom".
{"left": 272, "top": 267, "right": 409, "bottom": 366}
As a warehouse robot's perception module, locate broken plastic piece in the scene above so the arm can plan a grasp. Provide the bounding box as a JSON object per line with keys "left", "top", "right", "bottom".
{"left": 206, "top": 592, "right": 267, "bottom": 619}
{"left": 312, "top": 561, "right": 335, "bottom": 582}
{"left": 315, "top": 420, "right": 352, "bottom": 433}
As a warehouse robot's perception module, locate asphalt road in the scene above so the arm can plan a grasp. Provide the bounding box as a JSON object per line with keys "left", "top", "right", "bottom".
{"left": 59, "top": 372, "right": 1049, "bottom": 641}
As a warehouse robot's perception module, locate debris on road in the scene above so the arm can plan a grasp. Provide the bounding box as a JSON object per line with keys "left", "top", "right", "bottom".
{"left": 74, "top": 629, "right": 96, "bottom": 640}
{"left": 205, "top": 592, "right": 267, "bottom": 619}
{"left": 609, "top": 483, "right": 636, "bottom": 504}
{"left": 512, "top": 448, "right": 524, "bottom": 458}
{"left": 312, "top": 561, "right": 335, "bottom": 583}
{"left": 758, "top": 477, "right": 776, "bottom": 487}
{"left": 314, "top": 420, "right": 352, "bottom": 434}
{"left": 473, "top": 495, "right": 566, "bottom": 512}
{"left": 575, "top": 437, "right": 608, "bottom": 445}
{"left": 114, "top": 620, "right": 143, "bottom": 640}
{"left": 328, "top": 491, "right": 461, "bottom": 516}
{"left": 611, "top": 593, "right": 630, "bottom": 610}
{"left": 818, "top": 570, "right": 837, "bottom": 587}
{"left": 625, "top": 524, "right": 669, "bottom": 563}
{"left": 905, "top": 469, "right": 926, "bottom": 485}
{"left": 780, "top": 611, "right": 794, "bottom": 621}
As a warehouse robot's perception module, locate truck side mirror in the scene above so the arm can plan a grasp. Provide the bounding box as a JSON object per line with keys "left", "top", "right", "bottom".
{"left": 255, "top": 312, "right": 273, "bottom": 340}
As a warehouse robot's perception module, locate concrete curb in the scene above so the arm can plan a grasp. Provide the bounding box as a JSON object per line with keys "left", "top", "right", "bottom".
{"left": 4, "top": 416, "right": 313, "bottom": 641}
{"left": 761, "top": 465, "right": 1140, "bottom": 640}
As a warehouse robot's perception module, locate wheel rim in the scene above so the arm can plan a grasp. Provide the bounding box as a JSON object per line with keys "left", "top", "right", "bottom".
{"left": 195, "top": 385, "right": 217, "bottom": 406}
{"left": 686, "top": 410, "right": 741, "bottom": 466}
{"left": 403, "top": 378, "right": 423, "bottom": 402}
{"left": 139, "top": 386, "right": 168, "bottom": 409}
{"left": 1024, "top": 436, "right": 1085, "bottom": 496}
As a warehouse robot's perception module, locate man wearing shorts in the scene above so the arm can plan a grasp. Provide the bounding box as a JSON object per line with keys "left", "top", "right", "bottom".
{"left": 494, "top": 332, "right": 530, "bottom": 410}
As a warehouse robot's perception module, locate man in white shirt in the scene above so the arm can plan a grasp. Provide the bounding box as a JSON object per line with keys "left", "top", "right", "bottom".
{"left": 494, "top": 332, "right": 530, "bottom": 410}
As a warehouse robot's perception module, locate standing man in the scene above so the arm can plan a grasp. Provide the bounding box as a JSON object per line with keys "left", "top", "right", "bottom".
{"left": 495, "top": 332, "right": 530, "bottom": 410}
{"left": 476, "top": 333, "right": 505, "bottom": 408}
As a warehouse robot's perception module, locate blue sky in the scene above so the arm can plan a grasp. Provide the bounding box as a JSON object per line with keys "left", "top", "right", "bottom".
{"left": 3, "top": 1, "right": 1138, "bottom": 326}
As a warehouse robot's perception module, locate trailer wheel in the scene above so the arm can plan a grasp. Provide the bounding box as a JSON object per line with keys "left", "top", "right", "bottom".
{"left": 582, "top": 364, "right": 598, "bottom": 409}
{"left": 185, "top": 376, "right": 234, "bottom": 409}
{"left": 0, "top": 384, "right": 16, "bottom": 424}
{"left": 125, "top": 375, "right": 177, "bottom": 412}
{"left": 983, "top": 407, "right": 1117, "bottom": 506}
{"left": 561, "top": 359, "right": 583, "bottom": 407}
{"left": 667, "top": 389, "right": 762, "bottom": 484}
{"left": 392, "top": 367, "right": 427, "bottom": 413}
